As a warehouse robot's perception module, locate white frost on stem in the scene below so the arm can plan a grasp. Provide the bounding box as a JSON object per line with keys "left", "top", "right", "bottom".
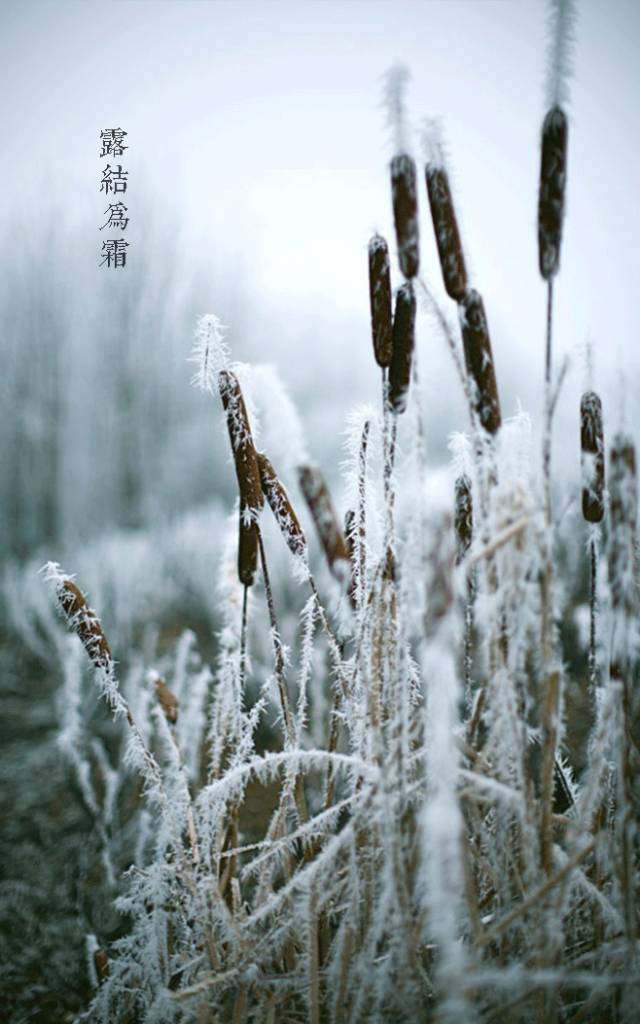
{"left": 545, "top": 0, "right": 577, "bottom": 110}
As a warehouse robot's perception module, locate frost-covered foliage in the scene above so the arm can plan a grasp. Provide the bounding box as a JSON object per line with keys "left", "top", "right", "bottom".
{"left": 26, "top": 6, "right": 639, "bottom": 1022}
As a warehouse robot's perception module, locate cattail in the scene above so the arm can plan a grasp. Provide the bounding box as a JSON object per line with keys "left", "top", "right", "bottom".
{"left": 454, "top": 474, "right": 473, "bottom": 564}
{"left": 154, "top": 676, "right": 179, "bottom": 724}
{"left": 390, "top": 154, "right": 420, "bottom": 279}
{"left": 368, "top": 235, "right": 393, "bottom": 367}
{"left": 93, "top": 947, "right": 110, "bottom": 984}
{"left": 425, "top": 165, "right": 467, "bottom": 301}
{"left": 538, "top": 105, "right": 568, "bottom": 280}
{"left": 218, "top": 370, "right": 264, "bottom": 586}
{"left": 608, "top": 434, "right": 637, "bottom": 622}
{"left": 257, "top": 451, "right": 307, "bottom": 559}
{"left": 298, "top": 464, "right": 350, "bottom": 582}
{"left": 458, "top": 289, "right": 501, "bottom": 435}
{"left": 580, "top": 390, "right": 605, "bottom": 523}
{"left": 388, "top": 281, "right": 416, "bottom": 414}
{"left": 56, "top": 579, "right": 112, "bottom": 673}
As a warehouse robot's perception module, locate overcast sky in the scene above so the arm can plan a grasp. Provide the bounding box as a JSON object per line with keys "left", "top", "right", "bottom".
{"left": 2, "top": 0, "right": 639, "bottom": 451}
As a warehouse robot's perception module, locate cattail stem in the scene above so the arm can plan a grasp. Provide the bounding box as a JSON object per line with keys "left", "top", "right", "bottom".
{"left": 257, "top": 529, "right": 308, "bottom": 825}
{"left": 240, "top": 583, "right": 249, "bottom": 689}
{"left": 588, "top": 534, "right": 598, "bottom": 701}
{"left": 545, "top": 279, "right": 554, "bottom": 393}
{"left": 257, "top": 529, "right": 294, "bottom": 745}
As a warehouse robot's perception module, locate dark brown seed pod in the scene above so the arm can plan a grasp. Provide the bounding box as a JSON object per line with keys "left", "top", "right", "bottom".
{"left": 390, "top": 153, "right": 420, "bottom": 280}
{"left": 388, "top": 281, "right": 416, "bottom": 415}
{"left": 257, "top": 451, "right": 307, "bottom": 559}
{"left": 608, "top": 434, "right": 637, "bottom": 619}
{"left": 580, "top": 390, "right": 605, "bottom": 523}
{"left": 218, "top": 369, "right": 263, "bottom": 586}
{"left": 237, "top": 512, "right": 260, "bottom": 587}
{"left": 459, "top": 289, "right": 501, "bottom": 436}
{"left": 368, "top": 235, "right": 393, "bottom": 367}
{"left": 93, "top": 947, "right": 110, "bottom": 984}
{"left": 58, "top": 579, "right": 112, "bottom": 672}
{"left": 425, "top": 165, "right": 467, "bottom": 301}
{"left": 538, "top": 105, "right": 568, "bottom": 281}
{"left": 298, "top": 464, "right": 350, "bottom": 582}
{"left": 454, "top": 474, "right": 473, "bottom": 565}
{"left": 154, "top": 676, "right": 179, "bottom": 724}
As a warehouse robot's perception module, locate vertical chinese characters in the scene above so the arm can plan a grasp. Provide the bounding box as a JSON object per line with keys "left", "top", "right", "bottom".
{"left": 99, "top": 129, "right": 129, "bottom": 268}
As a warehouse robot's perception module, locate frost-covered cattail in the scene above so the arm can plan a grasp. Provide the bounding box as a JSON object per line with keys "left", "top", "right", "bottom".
{"left": 48, "top": 574, "right": 113, "bottom": 673}
{"left": 298, "top": 464, "right": 350, "bottom": 581}
{"left": 608, "top": 434, "right": 637, "bottom": 624}
{"left": 423, "top": 123, "right": 467, "bottom": 301}
{"left": 458, "top": 289, "right": 501, "bottom": 435}
{"left": 368, "top": 234, "right": 393, "bottom": 367}
{"left": 538, "top": 1, "right": 574, "bottom": 279}
{"left": 580, "top": 390, "right": 605, "bottom": 523}
{"left": 607, "top": 432, "right": 638, "bottom": 948}
{"left": 257, "top": 451, "right": 307, "bottom": 559}
{"left": 454, "top": 474, "right": 473, "bottom": 565}
{"left": 388, "top": 281, "right": 416, "bottom": 414}
{"left": 154, "top": 676, "right": 179, "bottom": 725}
{"left": 218, "top": 369, "right": 264, "bottom": 586}
{"left": 538, "top": 106, "right": 568, "bottom": 280}
{"left": 391, "top": 154, "right": 420, "bottom": 279}
{"left": 384, "top": 64, "right": 419, "bottom": 279}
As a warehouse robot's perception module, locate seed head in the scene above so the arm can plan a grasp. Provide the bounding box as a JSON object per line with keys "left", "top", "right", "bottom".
{"left": 459, "top": 289, "right": 501, "bottom": 436}
{"left": 580, "top": 390, "right": 604, "bottom": 523}
{"left": 368, "top": 235, "right": 393, "bottom": 367}
{"left": 388, "top": 281, "right": 416, "bottom": 415}
{"left": 425, "top": 165, "right": 467, "bottom": 301}
{"left": 258, "top": 451, "right": 307, "bottom": 559}
{"left": 538, "top": 105, "right": 568, "bottom": 280}
{"left": 218, "top": 369, "right": 264, "bottom": 585}
{"left": 298, "top": 464, "right": 350, "bottom": 582}
{"left": 390, "top": 153, "right": 420, "bottom": 280}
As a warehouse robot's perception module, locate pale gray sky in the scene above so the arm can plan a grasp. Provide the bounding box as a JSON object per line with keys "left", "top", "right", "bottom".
{"left": 2, "top": 0, "right": 639, "bottom": 446}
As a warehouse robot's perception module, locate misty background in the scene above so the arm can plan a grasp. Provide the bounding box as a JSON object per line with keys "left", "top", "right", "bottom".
{"left": 1, "top": 0, "right": 639, "bottom": 562}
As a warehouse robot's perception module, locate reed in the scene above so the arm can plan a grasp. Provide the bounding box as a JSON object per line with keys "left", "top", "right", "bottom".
{"left": 218, "top": 369, "right": 264, "bottom": 586}
{"left": 458, "top": 289, "right": 501, "bottom": 436}
{"left": 298, "top": 463, "right": 350, "bottom": 581}
{"left": 368, "top": 234, "right": 393, "bottom": 368}
{"left": 388, "top": 281, "right": 416, "bottom": 415}
{"left": 538, "top": 105, "right": 568, "bottom": 282}
{"left": 580, "top": 390, "right": 605, "bottom": 524}
{"left": 425, "top": 164, "right": 467, "bottom": 301}
{"left": 390, "top": 153, "right": 420, "bottom": 280}
{"left": 581, "top": 390, "right": 605, "bottom": 702}
{"left": 258, "top": 451, "right": 307, "bottom": 559}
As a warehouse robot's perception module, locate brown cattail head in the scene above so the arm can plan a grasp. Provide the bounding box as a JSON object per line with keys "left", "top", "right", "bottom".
{"left": 298, "top": 464, "right": 350, "bottom": 582}
{"left": 218, "top": 370, "right": 263, "bottom": 586}
{"left": 538, "top": 105, "right": 568, "bottom": 280}
{"left": 93, "top": 947, "right": 110, "bottom": 984}
{"left": 608, "top": 434, "right": 637, "bottom": 619}
{"left": 454, "top": 474, "right": 473, "bottom": 565}
{"left": 390, "top": 153, "right": 420, "bottom": 280}
{"left": 388, "top": 281, "right": 416, "bottom": 415}
{"left": 368, "top": 235, "right": 393, "bottom": 367}
{"left": 580, "top": 390, "right": 605, "bottom": 523}
{"left": 425, "top": 165, "right": 467, "bottom": 301}
{"left": 58, "top": 579, "right": 112, "bottom": 673}
{"left": 459, "top": 289, "right": 501, "bottom": 436}
{"left": 154, "top": 676, "right": 179, "bottom": 724}
{"left": 257, "top": 451, "right": 307, "bottom": 559}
